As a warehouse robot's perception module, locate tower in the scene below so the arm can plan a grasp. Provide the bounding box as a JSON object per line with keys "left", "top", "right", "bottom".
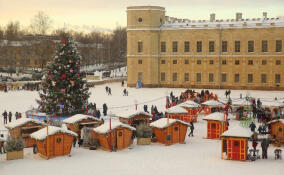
{"left": 126, "top": 6, "right": 165, "bottom": 87}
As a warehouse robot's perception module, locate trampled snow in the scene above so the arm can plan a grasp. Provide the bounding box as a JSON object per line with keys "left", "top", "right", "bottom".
{"left": 0, "top": 82, "right": 284, "bottom": 175}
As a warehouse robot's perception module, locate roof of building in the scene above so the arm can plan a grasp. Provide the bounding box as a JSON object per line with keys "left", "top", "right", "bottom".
{"left": 221, "top": 126, "right": 253, "bottom": 138}
{"left": 203, "top": 112, "right": 232, "bottom": 122}
{"left": 167, "top": 105, "right": 188, "bottom": 114}
{"left": 30, "top": 126, "right": 77, "bottom": 140}
{"left": 63, "top": 114, "right": 101, "bottom": 124}
{"left": 150, "top": 118, "right": 190, "bottom": 129}
{"left": 93, "top": 121, "right": 136, "bottom": 134}
{"left": 178, "top": 100, "right": 201, "bottom": 108}
{"left": 202, "top": 100, "right": 224, "bottom": 107}
{"left": 5, "top": 118, "right": 45, "bottom": 129}
{"left": 267, "top": 119, "right": 284, "bottom": 125}
{"left": 115, "top": 109, "right": 152, "bottom": 119}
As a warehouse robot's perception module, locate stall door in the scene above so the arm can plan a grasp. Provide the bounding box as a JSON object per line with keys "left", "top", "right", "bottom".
{"left": 172, "top": 125, "right": 180, "bottom": 143}
{"left": 210, "top": 123, "right": 217, "bottom": 139}
{"left": 54, "top": 135, "right": 64, "bottom": 156}
{"left": 116, "top": 129, "right": 124, "bottom": 149}
{"left": 232, "top": 140, "right": 241, "bottom": 160}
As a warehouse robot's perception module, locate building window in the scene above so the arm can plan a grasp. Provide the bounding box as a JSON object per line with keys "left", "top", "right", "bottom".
{"left": 235, "top": 41, "right": 240, "bottom": 52}
{"left": 138, "top": 72, "right": 143, "bottom": 81}
{"left": 184, "top": 41, "right": 190, "bottom": 52}
{"left": 235, "top": 60, "right": 240, "bottom": 65}
{"left": 209, "top": 73, "right": 214, "bottom": 82}
{"left": 161, "top": 42, "right": 166, "bottom": 52}
{"left": 161, "top": 72, "right": 165, "bottom": 81}
{"left": 276, "top": 60, "right": 281, "bottom": 65}
{"left": 262, "top": 60, "right": 267, "bottom": 65}
{"left": 261, "top": 74, "right": 267, "bottom": 83}
{"left": 248, "top": 60, "right": 253, "bottom": 65}
{"left": 138, "top": 18, "right": 143, "bottom": 22}
{"left": 197, "top": 60, "right": 201, "bottom": 64}
{"left": 196, "top": 73, "right": 201, "bottom": 82}
{"left": 222, "top": 60, "right": 226, "bottom": 65}
{"left": 161, "top": 60, "right": 166, "bottom": 64}
{"left": 221, "top": 73, "right": 227, "bottom": 82}
{"left": 276, "top": 74, "right": 281, "bottom": 84}
{"left": 248, "top": 40, "right": 254, "bottom": 52}
{"left": 276, "top": 40, "right": 282, "bottom": 52}
{"left": 209, "top": 41, "right": 215, "bottom": 52}
{"left": 248, "top": 74, "right": 253, "bottom": 83}
{"left": 138, "top": 60, "right": 142, "bottom": 64}
{"left": 184, "top": 73, "right": 189, "bottom": 82}
{"left": 172, "top": 41, "right": 178, "bottom": 52}
{"left": 209, "top": 60, "right": 214, "bottom": 65}
{"left": 262, "top": 40, "right": 268, "bottom": 52}
{"left": 234, "top": 74, "right": 240, "bottom": 83}
{"left": 173, "top": 60, "right": 177, "bottom": 64}
{"left": 138, "top": 41, "right": 143, "bottom": 53}
{"left": 185, "top": 59, "right": 189, "bottom": 64}
{"left": 197, "top": 41, "right": 202, "bottom": 52}
{"left": 173, "top": 73, "right": 177, "bottom": 82}
{"left": 222, "top": 41, "right": 228, "bottom": 52}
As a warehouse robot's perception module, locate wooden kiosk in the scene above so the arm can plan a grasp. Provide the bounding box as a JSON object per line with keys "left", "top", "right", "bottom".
{"left": 5, "top": 118, "right": 45, "bottom": 147}
{"left": 63, "top": 114, "right": 103, "bottom": 137}
{"left": 178, "top": 101, "right": 201, "bottom": 122}
{"left": 30, "top": 126, "right": 77, "bottom": 159}
{"left": 202, "top": 100, "right": 225, "bottom": 115}
{"left": 221, "top": 126, "right": 253, "bottom": 161}
{"left": 203, "top": 112, "right": 230, "bottom": 139}
{"left": 150, "top": 118, "right": 189, "bottom": 145}
{"left": 167, "top": 105, "right": 196, "bottom": 123}
{"left": 268, "top": 119, "right": 284, "bottom": 144}
{"left": 92, "top": 121, "right": 136, "bottom": 151}
{"left": 117, "top": 110, "right": 151, "bottom": 127}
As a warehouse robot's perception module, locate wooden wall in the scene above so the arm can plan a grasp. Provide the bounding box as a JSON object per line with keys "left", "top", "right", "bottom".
{"left": 270, "top": 121, "right": 284, "bottom": 143}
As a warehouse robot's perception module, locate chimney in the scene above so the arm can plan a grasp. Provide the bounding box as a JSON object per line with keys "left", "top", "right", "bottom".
{"left": 236, "top": 13, "right": 242, "bottom": 21}
{"left": 263, "top": 12, "right": 267, "bottom": 19}
{"left": 210, "top": 13, "right": 216, "bottom": 22}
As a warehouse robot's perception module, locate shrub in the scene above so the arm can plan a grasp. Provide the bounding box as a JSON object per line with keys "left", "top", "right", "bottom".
{"left": 5, "top": 136, "right": 26, "bottom": 152}
{"left": 136, "top": 123, "right": 152, "bottom": 138}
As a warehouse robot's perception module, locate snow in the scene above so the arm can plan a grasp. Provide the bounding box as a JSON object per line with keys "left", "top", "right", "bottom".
{"left": 202, "top": 100, "right": 225, "bottom": 107}
{"left": 0, "top": 82, "right": 284, "bottom": 175}
{"left": 30, "top": 126, "right": 77, "bottom": 140}
{"left": 5, "top": 118, "right": 45, "bottom": 129}
{"left": 150, "top": 118, "right": 190, "bottom": 129}
{"left": 93, "top": 121, "right": 135, "bottom": 134}
{"left": 267, "top": 119, "right": 284, "bottom": 125}
{"left": 203, "top": 112, "right": 230, "bottom": 122}
{"left": 178, "top": 100, "right": 201, "bottom": 108}
{"left": 261, "top": 100, "right": 284, "bottom": 107}
{"left": 221, "top": 125, "right": 253, "bottom": 138}
{"left": 63, "top": 114, "right": 101, "bottom": 124}
{"left": 167, "top": 105, "right": 188, "bottom": 114}
{"left": 115, "top": 109, "right": 152, "bottom": 119}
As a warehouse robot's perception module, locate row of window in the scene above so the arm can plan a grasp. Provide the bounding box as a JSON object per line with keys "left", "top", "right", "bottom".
{"left": 137, "top": 40, "right": 283, "bottom": 53}
{"left": 159, "top": 72, "right": 281, "bottom": 84}
{"left": 137, "top": 59, "right": 282, "bottom": 65}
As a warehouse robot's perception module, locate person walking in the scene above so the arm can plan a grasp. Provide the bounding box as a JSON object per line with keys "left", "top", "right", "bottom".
{"left": 73, "top": 136, "right": 77, "bottom": 147}
{"left": 8, "top": 112, "right": 12, "bottom": 123}
{"left": 261, "top": 139, "right": 269, "bottom": 159}
{"left": 108, "top": 88, "right": 112, "bottom": 95}
{"left": 103, "top": 103, "right": 108, "bottom": 116}
{"left": 249, "top": 122, "right": 256, "bottom": 132}
{"left": 121, "top": 80, "right": 124, "bottom": 87}
{"left": 2, "top": 110, "right": 7, "bottom": 124}
{"left": 15, "top": 112, "right": 19, "bottom": 120}
{"left": 188, "top": 122, "right": 194, "bottom": 137}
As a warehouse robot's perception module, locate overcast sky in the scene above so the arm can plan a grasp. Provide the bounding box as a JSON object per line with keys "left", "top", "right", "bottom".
{"left": 1, "top": 0, "right": 284, "bottom": 31}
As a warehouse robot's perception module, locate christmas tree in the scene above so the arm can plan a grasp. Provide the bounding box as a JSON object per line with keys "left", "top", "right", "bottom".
{"left": 38, "top": 37, "right": 90, "bottom": 116}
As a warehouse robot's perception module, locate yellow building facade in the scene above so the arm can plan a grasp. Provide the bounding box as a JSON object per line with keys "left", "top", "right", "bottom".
{"left": 127, "top": 6, "right": 284, "bottom": 90}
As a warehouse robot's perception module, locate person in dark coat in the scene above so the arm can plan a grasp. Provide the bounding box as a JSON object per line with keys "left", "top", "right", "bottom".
{"left": 121, "top": 80, "right": 124, "bottom": 87}
{"left": 258, "top": 125, "right": 263, "bottom": 135}
{"left": 8, "top": 112, "right": 12, "bottom": 123}
{"left": 188, "top": 122, "right": 194, "bottom": 137}
{"left": 252, "top": 139, "right": 258, "bottom": 156}
{"left": 108, "top": 88, "right": 112, "bottom": 95}
{"left": 2, "top": 110, "right": 7, "bottom": 124}
{"left": 103, "top": 103, "right": 108, "bottom": 116}
{"left": 249, "top": 122, "right": 256, "bottom": 132}
{"left": 261, "top": 139, "right": 269, "bottom": 159}
{"left": 73, "top": 136, "right": 77, "bottom": 147}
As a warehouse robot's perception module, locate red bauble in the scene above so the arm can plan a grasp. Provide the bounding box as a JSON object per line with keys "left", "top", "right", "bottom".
{"left": 61, "top": 39, "right": 66, "bottom": 44}
{"left": 49, "top": 75, "right": 52, "bottom": 79}
{"left": 61, "top": 74, "right": 66, "bottom": 79}
{"left": 77, "top": 73, "right": 80, "bottom": 77}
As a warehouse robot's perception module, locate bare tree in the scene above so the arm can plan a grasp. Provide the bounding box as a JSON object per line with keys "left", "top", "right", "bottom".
{"left": 5, "top": 21, "right": 21, "bottom": 40}
{"left": 0, "top": 25, "right": 4, "bottom": 39}
{"left": 30, "top": 11, "right": 53, "bottom": 35}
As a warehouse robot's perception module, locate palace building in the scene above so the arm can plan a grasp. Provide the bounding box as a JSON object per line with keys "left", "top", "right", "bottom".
{"left": 126, "top": 6, "right": 284, "bottom": 90}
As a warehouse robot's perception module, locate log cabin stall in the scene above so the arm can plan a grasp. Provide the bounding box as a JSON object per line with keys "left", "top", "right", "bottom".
{"left": 268, "top": 119, "right": 284, "bottom": 144}
{"left": 221, "top": 126, "right": 253, "bottom": 161}
{"left": 30, "top": 126, "right": 77, "bottom": 159}
{"left": 202, "top": 100, "right": 225, "bottom": 115}
{"left": 63, "top": 114, "right": 103, "bottom": 137}
{"left": 203, "top": 112, "right": 231, "bottom": 139}
{"left": 150, "top": 118, "right": 190, "bottom": 145}
{"left": 92, "top": 121, "right": 136, "bottom": 151}
{"left": 116, "top": 110, "right": 152, "bottom": 127}
{"left": 5, "top": 118, "right": 45, "bottom": 147}
{"left": 167, "top": 105, "right": 194, "bottom": 123}
{"left": 177, "top": 101, "right": 201, "bottom": 122}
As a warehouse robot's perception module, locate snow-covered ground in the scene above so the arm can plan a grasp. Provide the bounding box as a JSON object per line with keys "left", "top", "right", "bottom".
{"left": 0, "top": 82, "right": 284, "bottom": 175}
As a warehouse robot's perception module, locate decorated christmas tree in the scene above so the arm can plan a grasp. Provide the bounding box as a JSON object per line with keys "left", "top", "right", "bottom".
{"left": 38, "top": 37, "right": 90, "bottom": 116}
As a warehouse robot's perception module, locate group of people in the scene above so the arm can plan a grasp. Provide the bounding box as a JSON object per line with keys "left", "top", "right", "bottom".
{"left": 2, "top": 110, "right": 22, "bottom": 124}
{"left": 1, "top": 82, "right": 40, "bottom": 92}
{"left": 105, "top": 86, "right": 112, "bottom": 95}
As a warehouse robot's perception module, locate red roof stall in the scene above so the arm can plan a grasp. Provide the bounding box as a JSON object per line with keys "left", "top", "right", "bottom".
{"left": 221, "top": 126, "right": 253, "bottom": 161}
{"left": 203, "top": 112, "right": 230, "bottom": 139}
{"left": 167, "top": 105, "right": 197, "bottom": 123}
{"left": 178, "top": 101, "right": 201, "bottom": 122}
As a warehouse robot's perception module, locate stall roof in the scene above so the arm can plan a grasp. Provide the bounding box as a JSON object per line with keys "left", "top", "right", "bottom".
{"left": 150, "top": 118, "right": 190, "bottom": 129}
{"left": 203, "top": 112, "right": 232, "bottom": 122}
{"left": 5, "top": 118, "right": 45, "bottom": 129}
{"left": 93, "top": 121, "right": 136, "bottom": 134}
{"left": 202, "top": 100, "right": 224, "bottom": 107}
{"left": 167, "top": 105, "right": 188, "bottom": 114}
{"left": 30, "top": 126, "right": 77, "bottom": 140}
{"left": 178, "top": 100, "right": 201, "bottom": 108}
{"left": 116, "top": 109, "right": 152, "bottom": 119}
{"left": 267, "top": 119, "right": 284, "bottom": 125}
{"left": 221, "top": 126, "right": 253, "bottom": 138}
{"left": 63, "top": 114, "right": 101, "bottom": 124}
